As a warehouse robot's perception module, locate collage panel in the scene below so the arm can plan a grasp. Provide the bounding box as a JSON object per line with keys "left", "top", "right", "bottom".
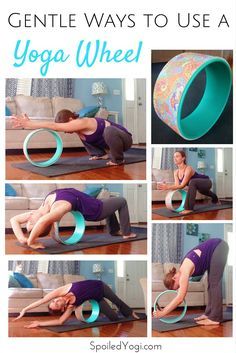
{"left": 152, "top": 147, "right": 232, "bottom": 220}
{"left": 151, "top": 223, "right": 233, "bottom": 337}
{"left": 5, "top": 78, "right": 146, "bottom": 181}
{"left": 151, "top": 50, "right": 233, "bottom": 144}
{"left": 8, "top": 260, "right": 147, "bottom": 337}
{"left": 5, "top": 182, "right": 147, "bottom": 255}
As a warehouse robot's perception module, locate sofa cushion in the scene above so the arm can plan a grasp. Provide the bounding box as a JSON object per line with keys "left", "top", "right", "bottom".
{"left": 29, "top": 198, "right": 44, "bottom": 209}
{"left": 5, "top": 184, "right": 17, "bottom": 196}
{"left": 152, "top": 169, "right": 175, "bottom": 182}
{"left": 26, "top": 275, "right": 38, "bottom": 288}
{"left": 14, "top": 95, "right": 53, "bottom": 116}
{"left": 63, "top": 274, "right": 85, "bottom": 284}
{"left": 77, "top": 106, "right": 99, "bottom": 117}
{"left": 13, "top": 273, "right": 34, "bottom": 288}
{"left": 188, "top": 281, "right": 205, "bottom": 292}
{"left": 152, "top": 280, "right": 166, "bottom": 292}
{"left": 52, "top": 97, "right": 83, "bottom": 116}
{"left": 9, "top": 275, "right": 21, "bottom": 288}
{"left": 6, "top": 96, "right": 17, "bottom": 115}
{"left": 8, "top": 288, "right": 43, "bottom": 298}
{"left": 37, "top": 273, "right": 64, "bottom": 289}
{"left": 152, "top": 263, "right": 164, "bottom": 280}
{"left": 95, "top": 108, "right": 109, "bottom": 119}
{"left": 21, "top": 184, "right": 57, "bottom": 198}
{"left": 5, "top": 196, "right": 29, "bottom": 210}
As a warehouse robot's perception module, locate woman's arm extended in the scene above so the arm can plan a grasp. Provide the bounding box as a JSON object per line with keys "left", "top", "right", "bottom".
{"left": 24, "top": 305, "right": 75, "bottom": 328}
{"left": 10, "top": 212, "right": 31, "bottom": 243}
{"left": 14, "top": 285, "right": 70, "bottom": 321}
{"left": 11, "top": 113, "right": 87, "bottom": 132}
{"left": 27, "top": 203, "right": 71, "bottom": 247}
{"left": 153, "top": 272, "right": 189, "bottom": 318}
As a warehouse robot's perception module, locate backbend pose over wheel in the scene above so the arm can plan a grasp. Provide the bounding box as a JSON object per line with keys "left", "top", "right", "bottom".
{"left": 10, "top": 188, "right": 136, "bottom": 249}
{"left": 14, "top": 279, "right": 139, "bottom": 328}
{"left": 156, "top": 150, "right": 219, "bottom": 215}
{"left": 11, "top": 110, "right": 133, "bottom": 166}
{"left": 153, "top": 238, "right": 228, "bottom": 325}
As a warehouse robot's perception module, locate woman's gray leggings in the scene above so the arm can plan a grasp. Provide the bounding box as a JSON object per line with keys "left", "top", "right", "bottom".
{"left": 97, "top": 197, "right": 131, "bottom": 236}
{"left": 184, "top": 179, "right": 218, "bottom": 210}
{"left": 205, "top": 240, "right": 229, "bottom": 322}
{"left": 82, "top": 126, "right": 133, "bottom": 164}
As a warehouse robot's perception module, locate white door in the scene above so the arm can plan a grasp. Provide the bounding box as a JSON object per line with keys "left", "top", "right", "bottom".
{"left": 215, "top": 148, "right": 232, "bottom": 198}
{"left": 116, "top": 261, "right": 147, "bottom": 308}
{"left": 122, "top": 79, "right": 146, "bottom": 144}
{"left": 123, "top": 184, "right": 147, "bottom": 223}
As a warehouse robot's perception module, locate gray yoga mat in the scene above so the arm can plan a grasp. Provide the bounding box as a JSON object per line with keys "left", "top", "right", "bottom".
{"left": 16, "top": 227, "right": 147, "bottom": 254}
{"left": 152, "top": 311, "right": 232, "bottom": 332}
{"left": 12, "top": 148, "right": 146, "bottom": 177}
{"left": 45, "top": 312, "right": 147, "bottom": 333}
{"left": 152, "top": 202, "right": 232, "bottom": 218}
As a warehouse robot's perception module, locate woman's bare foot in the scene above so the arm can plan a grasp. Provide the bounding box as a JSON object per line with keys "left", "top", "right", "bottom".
{"left": 132, "top": 311, "right": 140, "bottom": 319}
{"left": 179, "top": 210, "right": 193, "bottom": 215}
{"left": 18, "top": 235, "right": 28, "bottom": 244}
{"left": 196, "top": 318, "right": 220, "bottom": 325}
{"left": 106, "top": 160, "right": 124, "bottom": 166}
{"left": 28, "top": 242, "right": 45, "bottom": 249}
{"left": 123, "top": 233, "right": 137, "bottom": 239}
{"left": 89, "top": 154, "right": 109, "bottom": 160}
{"left": 194, "top": 314, "right": 208, "bottom": 321}
{"left": 111, "top": 231, "right": 123, "bottom": 237}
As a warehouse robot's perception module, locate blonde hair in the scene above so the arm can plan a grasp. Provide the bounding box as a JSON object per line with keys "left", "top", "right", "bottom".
{"left": 163, "top": 267, "right": 177, "bottom": 289}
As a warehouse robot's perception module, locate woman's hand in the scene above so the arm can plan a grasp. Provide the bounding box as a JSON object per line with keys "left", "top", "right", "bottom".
{"left": 24, "top": 321, "right": 40, "bottom": 329}
{"left": 156, "top": 182, "right": 169, "bottom": 191}
{"left": 153, "top": 309, "right": 164, "bottom": 319}
{"left": 11, "top": 113, "right": 31, "bottom": 129}
{"left": 13, "top": 308, "right": 27, "bottom": 321}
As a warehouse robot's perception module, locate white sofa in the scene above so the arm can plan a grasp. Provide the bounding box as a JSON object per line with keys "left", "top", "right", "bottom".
{"left": 5, "top": 183, "right": 109, "bottom": 229}
{"left": 8, "top": 273, "right": 85, "bottom": 313}
{"left": 152, "top": 169, "right": 207, "bottom": 202}
{"left": 6, "top": 95, "right": 85, "bottom": 149}
{"left": 152, "top": 263, "right": 208, "bottom": 307}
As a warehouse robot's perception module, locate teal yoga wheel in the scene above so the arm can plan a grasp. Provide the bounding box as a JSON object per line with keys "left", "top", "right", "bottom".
{"left": 23, "top": 129, "right": 63, "bottom": 167}
{"left": 76, "top": 300, "right": 100, "bottom": 323}
{"left": 153, "top": 52, "right": 232, "bottom": 140}
{"left": 154, "top": 290, "right": 187, "bottom": 324}
{"left": 165, "top": 189, "right": 187, "bottom": 212}
{"left": 52, "top": 211, "right": 85, "bottom": 245}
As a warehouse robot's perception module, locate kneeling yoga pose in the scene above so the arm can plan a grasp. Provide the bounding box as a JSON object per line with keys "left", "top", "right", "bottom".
{"left": 11, "top": 110, "right": 133, "bottom": 166}
{"left": 10, "top": 188, "right": 136, "bottom": 249}
{"left": 14, "top": 279, "right": 139, "bottom": 328}
{"left": 157, "top": 150, "right": 219, "bottom": 215}
{"left": 153, "top": 238, "right": 229, "bottom": 325}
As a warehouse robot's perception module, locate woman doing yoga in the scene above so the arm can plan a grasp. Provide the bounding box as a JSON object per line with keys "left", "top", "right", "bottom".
{"left": 10, "top": 188, "right": 136, "bottom": 249}
{"left": 11, "top": 110, "right": 133, "bottom": 166}
{"left": 157, "top": 150, "right": 219, "bottom": 215}
{"left": 153, "top": 238, "right": 229, "bottom": 325}
{"left": 14, "top": 279, "right": 139, "bottom": 328}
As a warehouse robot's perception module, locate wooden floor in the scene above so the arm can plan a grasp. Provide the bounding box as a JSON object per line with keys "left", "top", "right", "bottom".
{"left": 152, "top": 201, "right": 232, "bottom": 220}
{"left": 5, "top": 226, "right": 147, "bottom": 255}
{"left": 6, "top": 148, "right": 146, "bottom": 180}
{"left": 9, "top": 314, "right": 147, "bottom": 337}
{"left": 152, "top": 308, "right": 232, "bottom": 337}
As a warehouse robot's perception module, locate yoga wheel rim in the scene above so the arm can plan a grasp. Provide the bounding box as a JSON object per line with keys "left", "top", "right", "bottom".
{"left": 153, "top": 53, "right": 232, "bottom": 140}
{"left": 23, "top": 128, "right": 63, "bottom": 167}
{"left": 80, "top": 299, "right": 100, "bottom": 323}
{"left": 154, "top": 290, "right": 187, "bottom": 324}
{"left": 52, "top": 211, "right": 85, "bottom": 245}
{"left": 165, "top": 189, "right": 187, "bottom": 212}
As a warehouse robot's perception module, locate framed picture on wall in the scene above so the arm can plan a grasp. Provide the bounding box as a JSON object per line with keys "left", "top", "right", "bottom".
{"left": 198, "top": 149, "right": 206, "bottom": 159}
{"left": 199, "top": 233, "right": 210, "bottom": 243}
{"left": 186, "top": 224, "right": 198, "bottom": 236}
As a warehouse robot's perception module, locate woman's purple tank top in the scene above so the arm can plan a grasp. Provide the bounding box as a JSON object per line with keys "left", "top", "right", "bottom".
{"left": 178, "top": 170, "right": 209, "bottom": 185}
{"left": 183, "top": 238, "right": 222, "bottom": 276}
{"left": 83, "top": 117, "right": 131, "bottom": 149}
{"left": 46, "top": 188, "right": 103, "bottom": 221}
{"left": 68, "top": 280, "right": 104, "bottom": 306}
